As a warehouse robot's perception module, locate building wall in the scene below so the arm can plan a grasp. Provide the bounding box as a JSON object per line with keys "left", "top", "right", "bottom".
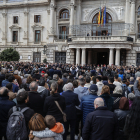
{"left": 0, "top": 0, "right": 139, "bottom": 65}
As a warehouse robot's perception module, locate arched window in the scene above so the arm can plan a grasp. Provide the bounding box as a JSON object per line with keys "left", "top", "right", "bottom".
{"left": 138, "top": 6, "right": 140, "bottom": 15}
{"left": 92, "top": 12, "right": 112, "bottom": 36}
{"left": 59, "top": 9, "right": 69, "bottom": 19}
{"left": 92, "top": 12, "right": 112, "bottom": 24}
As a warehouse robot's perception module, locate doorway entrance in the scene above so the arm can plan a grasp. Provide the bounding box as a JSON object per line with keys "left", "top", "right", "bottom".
{"left": 97, "top": 52, "right": 108, "bottom": 65}
{"left": 33, "top": 52, "right": 41, "bottom": 62}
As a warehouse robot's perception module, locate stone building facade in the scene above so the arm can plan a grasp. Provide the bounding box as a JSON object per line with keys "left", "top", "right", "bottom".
{"left": 0, "top": 0, "right": 140, "bottom": 66}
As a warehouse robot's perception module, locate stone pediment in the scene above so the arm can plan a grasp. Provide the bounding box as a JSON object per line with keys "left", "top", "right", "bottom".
{"left": 31, "top": 24, "right": 44, "bottom": 30}
{"left": 9, "top": 25, "right": 21, "bottom": 30}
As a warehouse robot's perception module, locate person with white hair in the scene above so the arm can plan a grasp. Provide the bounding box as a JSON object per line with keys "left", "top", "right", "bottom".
{"left": 62, "top": 83, "right": 80, "bottom": 140}
{"left": 82, "top": 97, "right": 118, "bottom": 140}
{"left": 128, "top": 93, "right": 135, "bottom": 109}
{"left": 112, "top": 86, "right": 123, "bottom": 111}
{"left": 13, "top": 70, "right": 22, "bottom": 86}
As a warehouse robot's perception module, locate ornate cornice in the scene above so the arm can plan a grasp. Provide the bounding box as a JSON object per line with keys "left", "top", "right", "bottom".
{"left": 9, "top": 25, "right": 21, "bottom": 30}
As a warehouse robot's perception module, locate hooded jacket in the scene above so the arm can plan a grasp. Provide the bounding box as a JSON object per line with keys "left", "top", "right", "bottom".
{"left": 37, "top": 86, "right": 50, "bottom": 99}
{"left": 33, "top": 123, "right": 64, "bottom": 140}
{"left": 96, "top": 81, "right": 104, "bottom": 96}
{"left": 74, "top": 86, "right": 89, "bottom": 110}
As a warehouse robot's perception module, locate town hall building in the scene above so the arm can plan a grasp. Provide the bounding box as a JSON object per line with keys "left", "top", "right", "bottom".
{"left": 0, "top": 0, "right": 140, "bottom": 66}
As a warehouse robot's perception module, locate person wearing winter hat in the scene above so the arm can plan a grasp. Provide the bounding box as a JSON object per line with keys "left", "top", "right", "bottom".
{"left": 81, "top": 84, "right": 98, "bottom": 125}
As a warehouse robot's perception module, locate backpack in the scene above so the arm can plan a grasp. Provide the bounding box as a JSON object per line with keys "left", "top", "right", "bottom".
{"left": 122, "top": 85, "right": 129, "bottom": 98}
{"left": 7, "top": 107, "right": 29, "bottom": 140}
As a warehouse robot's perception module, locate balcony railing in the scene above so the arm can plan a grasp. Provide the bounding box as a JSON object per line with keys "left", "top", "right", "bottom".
{"left": 71, "top": 36, "right": 133, "bottom": 43}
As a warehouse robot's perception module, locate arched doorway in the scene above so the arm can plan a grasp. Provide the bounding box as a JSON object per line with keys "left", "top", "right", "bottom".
{"left": 92, "top": 12, "right": 112, "bottom": 36}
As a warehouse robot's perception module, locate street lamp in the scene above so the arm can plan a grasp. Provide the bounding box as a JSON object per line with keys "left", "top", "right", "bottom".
{"left": 43, "top": 45, "right": 47, "bottom": 55}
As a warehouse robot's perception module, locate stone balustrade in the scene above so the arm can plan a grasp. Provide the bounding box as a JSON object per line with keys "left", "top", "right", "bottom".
{"left": 72, "top": 36, "right": 130, "bottom": 42}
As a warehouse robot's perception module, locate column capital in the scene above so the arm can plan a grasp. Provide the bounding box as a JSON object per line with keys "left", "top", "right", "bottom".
{"left": 2, "top": 13, "right": 7, "bottom": 17}
{"left": 109, "top": 48, "right": 114, "bottom": 50}
{"left": 24, "top": 11, "right": 29, "bottom": 16}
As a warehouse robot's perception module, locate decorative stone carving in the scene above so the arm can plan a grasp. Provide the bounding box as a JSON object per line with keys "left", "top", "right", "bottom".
{"left": 9, "top": 25, "right": 21, "bottom": 30}
{"left": 2, "top": 13, "right": 7, "bottom": 17}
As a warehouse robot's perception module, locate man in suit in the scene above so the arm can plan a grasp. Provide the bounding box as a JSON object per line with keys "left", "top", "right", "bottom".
{"left": 62, "top": 83, "right": 80, "bottom": 140}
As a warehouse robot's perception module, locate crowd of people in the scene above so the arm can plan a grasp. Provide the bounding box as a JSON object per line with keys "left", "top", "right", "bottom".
{"left": 0, "top": 62, "right": 140, "bottom": 140}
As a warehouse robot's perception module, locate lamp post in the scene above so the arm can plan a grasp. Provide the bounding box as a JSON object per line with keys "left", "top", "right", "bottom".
{"left": 43, "top": 45, "right": 47, "bottom": 55}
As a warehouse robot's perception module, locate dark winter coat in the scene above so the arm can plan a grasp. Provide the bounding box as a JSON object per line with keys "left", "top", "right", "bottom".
{"left": 82, "top": 106, "right": 118, "bottom": 140}
{"left": 108, "top": 84, "right": 116, "bottom": 95}
{"left": 100, "top": 93, "right": 113, "bottom": 111}
{"left": 0, "top": 74, "right": 5, "bottom": 87}
{"left": 62, "top": 90, "right": 79, "bottom": 120}
{"left": 80, "top": 93, "right": 98, "bottom": 124}
{"left": 44, "top": 93, "right": 66, "bottom": 123}
{"left": 114, "top": 109, "right": 130, "bottom": 140}
{"left": 28, "top": 91, "right": 44, "bottom": 116}
{"left": 112, "top": 94, "right": 122, "bottom": 111}
{"left": 0, "top": 96, "right": 16, "bottom": 137}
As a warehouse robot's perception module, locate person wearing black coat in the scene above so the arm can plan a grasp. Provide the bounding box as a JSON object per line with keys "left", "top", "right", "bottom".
{"left": 114, "top": 97, "right": 130, "bottom": 140}
{"left": 44, "top": 82, "right": 66, "bottom": 123}
{"left": 62, "top": 83, "right": 80, "bottom": 140}
{"left": 8, "top": 91, "right": 35, "bottom": 140}
{"left": 112, "top": 86, "right": 123, "bottom": 111}
{"left": 82, "top": 98, "right": 118, "bottom": 140}
{"left": 0, "top": 87, "right": 16, "bottom": 140}
{"left": 0, "top": 70, "right": 5, "bottom": 87}
{"left": 28, "top": 82, "right": 44, "bottom": 116}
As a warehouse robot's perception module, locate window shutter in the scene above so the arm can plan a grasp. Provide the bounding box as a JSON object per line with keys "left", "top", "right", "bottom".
{"left": 17, "top": 17, "right": 18, "bottom": 24}
{"left": 16, "top": 31, "right": 18, "bottom": 42}
{"left": 34, "top": 15, "right": 36, "bottom": 22}
{"left": 39, "top": 15, "right": 41, "bottom": 22}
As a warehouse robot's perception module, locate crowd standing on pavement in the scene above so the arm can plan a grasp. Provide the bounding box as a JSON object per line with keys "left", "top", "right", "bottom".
{"left": 0, "top": 61, "right": 140, "bottom": 140}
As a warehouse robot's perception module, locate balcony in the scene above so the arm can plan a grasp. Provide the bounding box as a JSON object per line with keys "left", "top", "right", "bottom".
{"left": 71, "top": 36, "right": 133, "bottom": 43}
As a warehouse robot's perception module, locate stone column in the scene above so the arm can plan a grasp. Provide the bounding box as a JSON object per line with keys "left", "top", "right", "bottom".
{"left": 77, "top": 0, "right": 81, "bottom": 25}
{"left": 125, "top": 0, "right": 130, "bottom": 23}
{"left": 115, "top": 49, "right": 121, "bottom": 65}
{"left": 82, "top": 48, "right": 86, "bottom": 66}
{"left": 69, "top": 0, "right": 75, "bottom": 35}
{"left": 2, "top": 10, "right": 7, "bottom": 45}
{"left": 88, "top": 51, "right": 92, "bottom": 64}
{"left": 50, "top": 0, "right": 55, "bottom": 34}
{"left": 23, "top": 8, "right": 28, "bottom": 45}
{"left": 76, "top": 48, "right": 80, "bottom": 65}
{"left": 109, "top": 49, "right": 114, "bottom": 65}
{"left": 130, "top": 0, "right": 135, "bottom": 31}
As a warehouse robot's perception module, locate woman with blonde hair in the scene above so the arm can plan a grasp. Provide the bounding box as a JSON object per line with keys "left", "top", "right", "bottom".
{"left": 43, "top": 82, "right": 66, "bottom": 123}
{"left": 100, "top": 85, "right": 113, "bottom": 111}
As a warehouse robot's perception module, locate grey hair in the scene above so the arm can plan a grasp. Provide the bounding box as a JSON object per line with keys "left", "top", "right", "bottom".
{"left": 29, "top": 81, "right": 38, "bottom": 91}
{"left": 17, "top": 88, "right": 25, "bottom": 95}
{"left": 51, "top": 82, "right": 58, "bottom": 95}
{"left": 65, "top": 83, "right": 73, "bottom": 91}
{"left": 130, "top": 77, "right": 134, "bottom": 82}
{"left": 94, "top": 97, "right": 104, "bottom": 107}
{"left": 63, "top": 84, "right": 67, "bottom": 92}
{"left": 53, "top": 74, "right": 58, "bottom": 80}
{"left": 14, "top": 70, "right": 18, "bottom": 75}
{"left": 113, "top": 86, "right": 123, "bottom": 95}
{"left": 128, "top": 93, "right": 135, "bottom": 100}
{"left": 1, "top": 68, "right": 7, "bottom": 74}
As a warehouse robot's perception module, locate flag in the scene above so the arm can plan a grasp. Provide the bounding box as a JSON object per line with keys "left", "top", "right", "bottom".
{"left": 98, "top": 7, "right": 101, "bottom": 26}
{"left": 103, "top": 6, "right": 106, "bottom": 26}
{"left": 101, "top": 7, "right": 104, "bottom": 25}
